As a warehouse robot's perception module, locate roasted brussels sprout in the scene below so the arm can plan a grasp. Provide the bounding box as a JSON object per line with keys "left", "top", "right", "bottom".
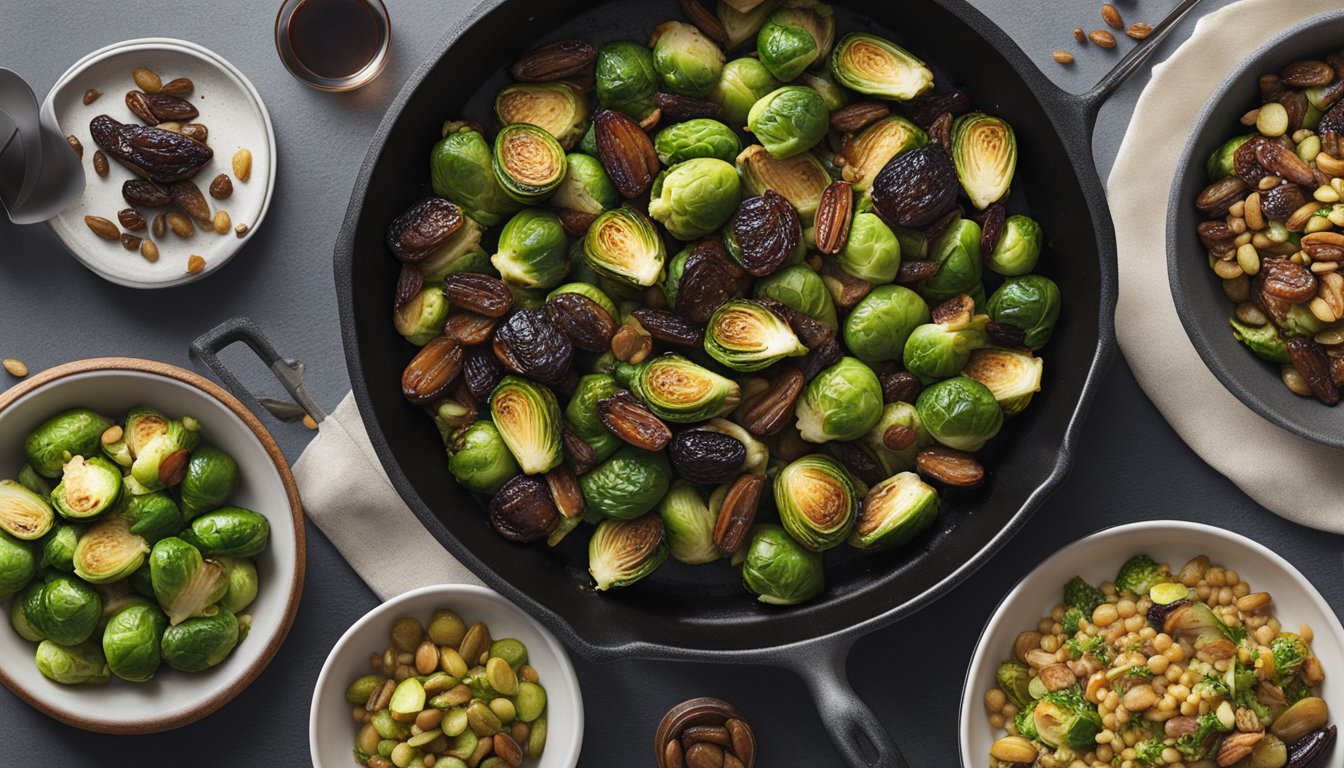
{"left": 1230, "top": 316, "right": 1290, "bottom": 363}
{"left": 754, "top": 264, "right": 838, "bottom": 329}
{"left": 179, "top": 446, "right": 238, "bottom": 521}
{"left": 394, "top": 285, "right": 451, "bottom": 346}
{"left": 774, "top": 454, "right": 857, "bottom": 551}
{"left": 588, "top": 514, "right": 668, "bottom": 590}
{"left": 951, "top": 113, "right": 1016, "bottom": 210}
{"left": 704, "top": 299, "right": 808, "bottom": 372}
{"left": 431, "top": 123, "right": 521, "bottom": 227}
{"left": 613, "top": 354, "right": 741, "bottom": 423}
{"left": 903, "top": 315, "right": 990, "bottom": 380}
{"left": 830, "top": 32, "right": 933, "bottom": 101}
{"left": 1207, "top": 134, "right": 1253, "bottom": 181}
{"left": 986, "top": 275, "right": 1061, "bottom": 350}
{"left": 102, "top": 603, "right": 167, "bottom": 682}
{"left": 36, "top": 639, "right": 109, "bottom": 685}
{"left": 217, "top": 557, "right": 259, "bottom": 614}
{"left": 986, "top": 215, "right": 1042, "bottom": 276}
{"left": 491, "top": 376, "right": 565, "bottom": 475}
{"left": 1112, "top": 554, "right": 1164, "bottom": 597}
{"left": 658, "top": 480, "right": 720, "bottom": 564}
{"left": 24, "top": 409, "right": 114, "bottom": 479}
{"left": 795, "top": 357, "right": 884, "bottom": 442}
{"left": 73, "top": 516, "right": 150, "bottom": 584}
{"left": 747, "top": 86, "right": 829, "bottom": 159}
{"left": 0, "top": 530, "right": 35, "bottom": 600}
{"left": 181, "top": 507, "right": 270, "bottom": 558}
{"left": 648, "top": 158, "right": 742, "bottom": 240}
{"left": 549, "top": 153, "right": 619, "bottom": 215}
{"left": 915, "top": 376, "right": 1003, "bottom": 452}
{"left": 848, "top": 471, "right": 939, "bottom": 551}
{"left": 843, "top": 285, "right": 930, "bottom": 363}
{"left": 654, "top": 119, "right": 742, "bottom": 166}
{"left": 717, "top": 0, "right": 781, "bottom": 49}
{"left": 736, "top": 145, "right": 831, "bottom": 224}
{"left": 841, "top": 116, "right": 926, "bottom": 193}
{"left": 494, "top": 82, "right": 589, "bottom": 150}
{"left": 920, "top": 218, "right": 983, "bottom": 302}
{"left": 29, "top": 574, "right": 102, "bottom": 645}
{"left": 595, "top": 40, "right": 659, "bottom": 120}
{"left": 757, "top": 4, "right": 835, "bottom": 82}
{"left": 161, "top": 607, "right": 239, "bottom": 672}
{"left": 491, "top": 209, "right": 571, "bottom": 289}
{"left": 862, "top": 402, "right": 931, "bottom": 475}
{"left": 580, "top": 445, "right": 672, "bottom": 520}
{"left": 52, "top": 455, "right": 123, "bottom": 520}
{"left": 838, "top": 212, "right": 902, "bottom": 283}
{"left": 584, "top": 208, "right": 667, "bottom": 287}
{"left": 742, "top": 524, "right": 824, "bottom": 605}
{"left": 150, "top": 537, "right": 227, "bottom": 626}
{"left": 962, "top": 348, "right": 1043, "bottom": 415}
{"left": 1033, "top": 688, "right": 1103, "bottom": 751}
{"left": 711, "top": 57, "right": 780, "bottom": 128}
{"left": 651, "top": 21, "right": 725, "bottom": 98}
{"left": 493, "top": 124, "right": 568, "bottom": 205}
{"left": 17, "top": 464, "right": 52, "bottom": 497}
{"left": 447, "top": 420, "right": 520, "bottom": 495}
{"left": 0, "top": 479, "right": 55, "bottom": 541}
{"left": 566, "top": 374, "right": 624, "bottom": 461}
{"left": 130, "top": 418, "right": 198, "bottom": 491}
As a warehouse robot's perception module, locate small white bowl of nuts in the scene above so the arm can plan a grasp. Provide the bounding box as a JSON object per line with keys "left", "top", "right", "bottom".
{"left": 44, "top": 38, "right": 276, "bottom": 288}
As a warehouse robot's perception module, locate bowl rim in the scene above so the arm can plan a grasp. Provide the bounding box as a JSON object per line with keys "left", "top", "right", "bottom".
{"left": 307, "top": 582, "right": 585, "bottom": 768}
{"left": 955, "top": 519, "right": 1344, "bottom": 765}
{"left": 0, "top": 357, "right": 306, "bottom": 734}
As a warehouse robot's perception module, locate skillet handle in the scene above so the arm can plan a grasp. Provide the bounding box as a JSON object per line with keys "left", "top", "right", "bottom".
{"left": 188, "top": 317, "right": 328, "bottom": 424}
{"left": 785, "top": 637, "right": 907, "bottom": 768}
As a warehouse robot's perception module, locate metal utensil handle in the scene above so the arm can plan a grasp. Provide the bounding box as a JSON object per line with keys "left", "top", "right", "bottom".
{"left": 1078, "top": 0, "right": 1207, "bottom": 122}
{"left": 784, "top": 637, "right": 907, "bottom": 768}
{"left": 188, "top": 317, "right": 327, "bottom": 423}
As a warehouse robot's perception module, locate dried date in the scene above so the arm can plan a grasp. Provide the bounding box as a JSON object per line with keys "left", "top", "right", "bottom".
{"left": 209, "top": 173, "right": 233, "bottom": 199}
{"left": 1195, "top": 176, "right": 1250, "bottom": 217}
{"left": 830, "top": 101, "right": 890, "bottom": 134}
{"left": 137, "top": 91, "right": 198, "bottom": 122}
{"left": 170, "top": 180, "right": 211, "bottom": 222}
{"left": 820, "top": 258, "right": 873, "bottom": 311}
{"left": 494, "top": 309, "right": 574, "bottom": 385}
{"left": 394, "top": 264, "right": 424, "bottom": 311}
{"left": 510, "top": 40, "right": 597, "bottom": 82}
{"left": 1197, "top": 221, "right": 1237, "bottom": 255}
{"left": 125, "top": 91, "right": 159, "bottom": 125}
{"left": 594, "top": 108, "right": 660, "bottom": 198}
{"left": 1259, "top": 258, "right": 1317, "bottom": 303}
{"left": 824, "top": 440, "right": 886, "bottom": 487}
{"left": 813, "top": 181, "right": 854, "bottom": 256}
{"left": 546, "top": 293, "right": 618, "bottom": 351}
{"left": 442, "top": 272, "right": 514, "bottom": 318}
{"left": 561, "top": 425, "right": 598, "bottom": 475}
{"left": 986, "top": 321, "right": 1028, "bottom": 348}
{"left": 675, "top": 240, "right": 747, "bottom": 323}
{"left": 1255, "top": 139, "right": 1315, "bottom": 186}
{"left": 545, "top": 466, "right": 586, "bottom": 520}
{"left": 677, "top": 0, "right": 730, "bottom": 48}
{"left": 117, "top": 208, "right": 146, "bottom": 231}
{"left": 976, "top": 203, "right": 1006, "bottom": 256}
{"left": 870, "top": 146, "right": 959, "bottom": 228}
{"left": 916, "top": 447, "right": 985, "bottom": 487}
{"left": 123, "top": 179, "right": 171, "bottom": 207}
{"left": 881, "top": 371, "right": 922, "bottom": 404}
{"left": 386, "top": 197, "right": 464, "bottom": 263}
{"left": 1233, "top": 136, "right": 1271, "bottom": 187}
{"left": 489, "top": 475, "right": 560, "bottom": 543}
{"left": 668, "top": 430, "right": 747, "bottom": 485}
{"left": 903, "top": 89, "right": 970, "bottom": 129}
{"left": 557, "top": 208, "right": 597, "bottom": 238}
{"left": 401, "top": 336, "right": 464, "bottom": 405}
{"left": 597, "top": 391, "right": 672, "bottom": 451}
{"left": 463, "top": 346, "right": 504, "bottom": 401}
{"left": 1259, "top": 184, "right": 1307, "bottom": 221}
{"left": 712, "top": 474, "right": 765, "bottom": 554}
{"left": 630, "top": 308, "right": 702, "bottom": 348}
{"left": 739, "top": 367, "right": 804, "bottom": 436}
{"left": 1286, "top": 337, "right": 1341, "bottom": 405}
{"left": 654, "top": 91, "right": 721, "bottom": 121}
{"left": 727, "top": 190, "right": 801, "bottom": 277}
{"left": 444, "top": 312, "right": 500, "bottom": 346}
{"left": 90, "top": 115, "right": 213, "bottom": 182}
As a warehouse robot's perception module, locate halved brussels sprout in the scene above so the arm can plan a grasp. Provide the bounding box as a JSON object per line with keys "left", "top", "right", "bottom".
{"left": 987, "top": 275, "right": 1061, "bottom": 350}
{"left": 1207, "top": 134, "right": 1254, "bottom": 181}
{"left": 494, "top": 82, "right": 589, "bottom": 150}
{"left": 1033, "top": 689, "right": 1103, "bottom": 751}
{"left": 649, "top": 158, "right": 742, "bottom": 240}
{"left": 491, "top": 209, "right": 571, "bottom": 289}
{"left": 161, "top": 607, "right": 239, "bottom": 673}
{"left": 774, "top": 454, "right": 857, "bottom": 551}
{"left": 848, "top": 472, "right": 939, "bottom": 551}
{"left": 736, "top": 145, "right": 831, "bottom": 224}
{"left": 920, "top": 218, "right": 983, "bottom": 302}
{"left": 830, "top": 32, "right": 933, "bottom": 101}
{"left": 613, "top": 354, "right": 741, "bottom": 423}
{"left": 419, "top": 218, "right": 488, "bottom": 283}
{"left": 394, "top": 285, "right": 451, "bottom": 347}
{"left": 862, "top": 402, "right": 932, "bottom": 475}
{"left": 490, "top": 376, "right": 564, "bottom": 475}
{"left": 754, "top": 264, "right": 838, "bottom": 329}
{"left": 17, "top": 464, "right": 53, "bottom": 497}
{"left": 651, "top": 21, "right": 726, "bottom": 98}
{"left": 550, "top": 153, "right": 620, "bottom": 215}
{"left": 584, "top": 208, "right": 667, "bottom": 287}
{"left": 30, "top": 574, "right": 102, "bottom": 645}
{"left": 567, "top": 374, "right": 624, "bottom": 462}
{"left": 124, "top": 406, "right": 169, "bottom": 457}
{"left": 41, "top": 524, "right": 78, "bottom": 572}
{"left": 36, "top": 640, "right": 109, "bottom": 685}
{"left": 747, "top": 86, "right": 830, "bottom": 159}
{"left": 654, "top": 119, "right": 742, "bottom": 166}
{"left": 0, "top": 480, "right": 55, "bottom": 540}
{"left": 916, "top": 376, "right": 1004, "bottom": 452}
{"left": 52, "top": 455, "right": 123, "bottom": 521}
{"left": 102, "top": 603, "right": 167, "bottom": 682}
{"left": 795, "top": 357, "right": 884, "bottom": 442}
{"left": 493, "top": 124, "right": 569, "bottom": 205}
{"left": 588, "top": 514, "right": 668, "bottom": 590}
{"left": 101, "top": 435, "right": 132, "bottom": 468}
{"left": 0, "top": 530, "right": 35, "bottom": 600}
{"left": 757, "top": 4, "right": 835, "bottom": 82}
{"left": 841, "top": 116, "right": 927, "bottom": 192}
{"left": 217, "top": 557, "right": 259, "bottom": 614}
{"left": 1230, "top": 316, "right": 1290, "bottom": 364}
{"left": 838, "top": 212, "right": 903, "bottom": 284}
{"left": 24, "top": 408, "right": 114, "bottom": 478}
{"left": 150, "top": 537, "right": 227, "bottom": 625}
{"left": 580, "top": 446, "right": 672, "bottom": 520}
{"left": 73, "top": 516, "right": 150, "bottom": 584}
{"left": 710, "top": 57, "right": 780, "bottom": 128}
{"left": 130, "top": 419, "right": 198, "bottom": 491}
{"left": 963, "top": 348, "right": 1043, "bottom": 415}
{"left": 986, "top": 215, "right": 1042, "bottom": 277}
{"left": 742, "top": 524, "right": 824, "bottom": 605}
{"left": 704, "top": 299, "right": 808, "bottom": 372}
{"left": 717, "top": 1, "right": 781, "bottom": 50}
{"left": 903, "top": 315, "right": 991, "bottom": 380}
{"left": 431, "top": 123, "right": 521, "bottom": 227}
{"left": 595, "top": 40, "right": 659, "bottom": 120}
{"left": 700, "top": 418, "right": 770, "bottom": 475}
{"left": 658, "top": 480, "right": 720, "bottom": 565}
{"left": 182, "top": 507, "right": 270, "bottom": 558}
{"left": 843, "top": 285, "right": 930, "bottom": 363}
{"left": 951, "top": 113, "right": 1016, "bottom": 210}
{"left": 448, "top": 420, "right": 521, "bottom": 495}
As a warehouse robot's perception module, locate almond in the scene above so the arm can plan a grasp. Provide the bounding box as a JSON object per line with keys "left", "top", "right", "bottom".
{"left": 132, "top": 67, "right": 162, "bottom": 94}
{"left": 509, "top": 39, "right": 597, "bottom": 82}
{"left": 170, "top": 180, "right": 211, "bottom": 222}
{"left": 140, "top": 240, "right": 159, "bottom": 263}
{"left": 813, "top": 180, "right": 854, "bottom": 255}
{"left": 1089, "top": 29, "right": 1117, "bottom": 48}
{"left": 401, "top": 336, "right": 464, "bottom": 405}
{"left": 830, "top": 101, "right": 890, "bottom": 134}
{"left": 1100, "top": 3, "right": 1123, "bottom": 30}
{"left": 1125, "top": 23, "right": 1153, "bottom": 40}
{"left": 160, "top": 77, "right": 194, "bottom": 96}
{"left": 916, "top": 446, "right": 986, "bottom": 487}
{"left": 594, "top": 108, "right": 660, "bottom": 198}
{"left": 84, "top": 215, "right": 119, "bottom": 240}
{"left": 82, "top": 89, "right": 102, "bottom": 105}
{"left": 677, "top": 0, "right": 730, "bottom": 47}
{"left": 66, "top": 134, "right": 83, "bottom": 158}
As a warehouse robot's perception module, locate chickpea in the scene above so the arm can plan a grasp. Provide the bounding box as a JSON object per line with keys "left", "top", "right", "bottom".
{"left": 986, "top": 689, "right": 1007, "bottom": 712}
{"left": 1224, "top": 569, "right": 1239, "bottom": 586}
{"left": 1116, "top": 599, "right": 1136, "bottom": 619}
{"left": 989, "top": 713, "right": 1005, "bottom": 728}
{"left": 1165, "top": 644, "right": 1186, "bottom": 662}
{"left": 1040, "top": 634, "right": 1060, "bottom": 653}
{"left": 1206, "top": 567, "right": 1226, "bottom": 587}
{"left": 1301, "top": 623, "right": 1315, "bottom": 643}
{"left": 1093, "top": 604, "right": 1119, "bottom": 627}
{"left": 1148, "top": 654, "right": 1169, "bottom": 675}
{"left": 1003, "top": 703, "right": 1018, "bottom": 719}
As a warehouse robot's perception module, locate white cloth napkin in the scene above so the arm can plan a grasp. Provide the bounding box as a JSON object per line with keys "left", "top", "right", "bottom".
{"left": 1110, "top": 0, "right": 1344, "bottom": 533}
{"left": 293, "top": 392, "right": 484, "bottom": 599}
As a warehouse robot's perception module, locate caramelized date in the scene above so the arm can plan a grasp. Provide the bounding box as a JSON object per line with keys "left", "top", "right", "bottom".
{"left": 546, "top": 293, "right": 618, "bottom": 351}
{"left": 820, "top": 258, "right": 873, "bottom": 311}
{"left": 557, "top": 208, "right": 597, "bottom": 238}
{"left": 510, "top": 39, "right": 597, "bottom": 82}
{"left": 1195, "top": 176, "right": 1250, "bottom": 217}
{"left": 545, "top": 466, "right": 586, "bottom": 520}
{"left": 1255, "top": 139, "right": 1315, "bottom": 186}
{"left": 463, "top": 346, "right": 504, "bottom": 401}
{"left": 976, "top": 203, "right": 1006, "bottom": 256}
{"left": 494, "top": 309, "right": 574, "bottom": 385}
{"left": 597, "top": 391, "right": 672, "bottom": 451}
{"left": 561, "top": 426, "right": 598, "bottom": 475}
{"left": 903, "top": 89, "right": 970, "bottom": 129}
{"left": 489, "top": 475, "right": 560, "bottom": 543}
{"left": 594, "top": 108, "right": 659, "bottom": 198}
{"left": 668, "top": 430, "right": 746, "bottom": 485}
{"left": 654, "top": 91, "right": 721, "bottom": 121}
{"left": 394, "top": 264, "right": 425, "bottom": 310}
{"left": 444, "top": 312, "right": 499, "bottom": 345}
{"left": 824, "top": 441, "right": 886, "bottom": 487}
{"left": 401, "top": 336, "right": 464, "bottom": 405}
{"left": 916, "top": 447, "right": 985, "bottom": 487}
{"left": 675, "top": 240, "right": 747, "bottom": 323}
{"left": 130, "top": 91, "right": 198, "bottom": 122}
{"left": 1260, "top": 258, "right": 1317, "bottom": 303}
{"left": 1233, "top": 136, "right": 1270, "bottom": 187}
{"left": 125, "top": 91, "right": 159, "bottom": 125}
{"left": 90, "top": 115, "right": 212, "bottom": 182}
{"left": 170, "top": 180, "right": 211, "bottom": 222}
{"left": 630, "top": 308, "right": 702, "bottom": 347}
{"left": 443, "top": 272, "right": 514, "bottom": 318}
{"left": 728, "top": 190, "right": 801, "bottom": 277}
{"left": 387, "top": 197, "right": 464, "bottom": 262}
{"left": 122, "top": 179, "right": 171, "bottom": 207}
{"left": 986, "top": 321, "right": 1028, "bottom": 348}
{"left": 1259, "top": 184, "right": 1308, "bottom": 221}
{"left": 880, "top": 371, "right": 922, "bottom": 404}
{"left": 870, "top": 146, "right": 959, "bottom": 228}
{"left": 1319, "top": 100, "right": 1344, "bottom": 138}
{"left": 712, "top": 474, "right": 765, "bottom": 554}
{"left": 739, "top": 367, "right": 804, "bottom": 436}
{"left": 1197, "top": 221, "right": 1237, "bottom": 255}
{"left": 1286, "top": 337, "right": 1341, "bottom": 405}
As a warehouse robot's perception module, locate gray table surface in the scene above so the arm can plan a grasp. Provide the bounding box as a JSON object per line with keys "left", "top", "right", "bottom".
{"left": 3, "top": 0, "right": 1341, "bottom": 764}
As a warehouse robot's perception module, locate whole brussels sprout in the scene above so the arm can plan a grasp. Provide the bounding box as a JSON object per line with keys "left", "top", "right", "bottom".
{"left": 181, "top": 507, "right": 270, "bottom": 559}
{"left": 654, "top": 119, "right": 742, "bottom": 166}
{"left": 24, "top": 408, "right": 113, "bottom": 478}
{"left": 649, "top": 158, "right": 742, "bottom": 240}
{"left": 710, "top": 57, "right": 780, "bottom": 128}
{"left": 491, "top": 209, "right": 570, "bottom": 290}
{"left": 736, "top": 145, "right": 831, "bottom": 224}
{"left": 566, "top": 374, "right": 624, "bottom": 462}
{"left": 129, "top": 562, "right": 154, "bottom": 600}
{"left": 903, "top": 315, "right": 991, "bottom": 380}
{"left": 394, "top": 285, "right": 451, "bottom": 346}
{"left": 841, "top": 116, "right": 927, "bottom": 193}
{"left": 798, "top": 70, "right": 847, "bottom": 112}
{"left": 838, "top": 212, "right": 903, "bottom": 284}
{"left": 830, "top": 32, "right": 933, "bottom": 101}
{"left": 718, "top": 0, "right": 781, "bottom": 49}
{"left": 17, "top": 464, "right": 53, "bottom": 497}
{"left": 36, "top": 639, "right": 109, "bottom": 685}
{"left": 130, "top": 418, "right": 198, "bottom": 492}
{"left": 742, "top": 524, "right": 824, "bottom": 605}
{"left": 217, "top": 557, "right": 259, "bottom": 614}
{"left": 774, "top": 455, "right": 857, "bottom": 551}
{"left": 951, "top": 113, "right": 1017, "bottom": 210}
{"left": 549, "top": 154, "right": 619, "bottom": 215}
{"left": 963, "top": 348, "right": 1044, "bottom": 415}
{"left": 30, "top": 574, "right": 102, "bottom": 645}
{"left": 795, "top": 357, "right": 883, "bottom": 443}
{"left": 12, "top": 582, "right": 45, "bottom": 641}
{"left": 862, "top": 402, "right": 932, "bottom": 475}
{"left": 0, "top": 530, "right": 35, "bottom": 600}
{"left": 651, "top": 21, "right": 725, "bottom": 98}
{"left": 754, "top": 265, "right": 838, "bottom": 329}
{"left": 180, "top": 446, "right": 238, "bottom": 521}
{"left": 919, "top": 218, "right": 983, "bottom": 302}
{"left": 757, "top": 4, "right": 835, "bottom": 82}
{"left": 494, "top": 82, "right": 589, "bottom": 150}
{"left": 1207, "top": 134, "right": 1253, "bottom": 181}
{"left": 588, "top": 515, "right": 668, "bottom": 590}
{"left": 580, "top": 446, "right": 672, "bottom": 520}
{"left": 430, "top": 123, "right": 521, "bottom": 227}
{"left": 150, "top": 537, "right": 227, "bottom": 626}
{"left": 986, "top": 275, "right": 1061, "bottom": 350}
{"left": 848, "top": 472, "right": 940, "bottom": 551}
{"left": 161, "top": 608, "right": 240, "bottom": 672}
{"left": 418, "top": 219, "right": 488, "bottom": 283}
{"left": 447, "top": 420, "right": 521, "bottom": 495}
{"left": 658, "top": 481, "right": 719, "bottom": 565}
{"left": 120, "top": 492, "right": 182, "bottom": 544}
{"left": 595, "top": 40, "right": 659, "bottom": 120}
{"left": 916, "top": 376, "right": 1004, "bottom": 452}
{"left": 493, "top": 124, "right": 568, "bottom": 205}
{"left": 0, "top": 479, "right": 55, "bottom": 541}
{"left": 490, "top": 376, "right": 564, "bottom": 475}
{"left": 747, "top": 86, "right": 829, "bottom": 159}
{"left": 704, "top": 299, "right": 808, "bottom": 372}
{"left": 102, "top": 603, "right": 167, "bottom": 682}
{"left": 1230, "top": 316, "right": 1290, "bottom": 363}
{"left": 51, "top": 455, "right": 122, "bottom": 521}
{"left": 613, "top": 355, "right": 741, "bottom": 423}
{"left": 843, "top": 285, "right": 930, "bottom": 363}
{"left": 584, "top": 208, "right": 667, "bottom": 288}
{"left": 74, "top": 516, "right": 150, "bottom": 584}
{"left": 41, "top": 524, "right": 78, "bottom": 572}
{"left": 986, "top": 215, "right": 1042, "bottom": 276}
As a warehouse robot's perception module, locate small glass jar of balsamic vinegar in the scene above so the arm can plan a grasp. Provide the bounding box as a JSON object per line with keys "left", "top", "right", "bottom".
{"left": 274, "top": 0, "right": 391, "bottom": 91}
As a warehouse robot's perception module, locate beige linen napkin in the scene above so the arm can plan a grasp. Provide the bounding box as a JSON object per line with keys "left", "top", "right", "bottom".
{"left": 1111, "top": 0, "right": 1344, "bottom": 532}
{"left": 293, "top": 392, "right": 484, "bottom": 599}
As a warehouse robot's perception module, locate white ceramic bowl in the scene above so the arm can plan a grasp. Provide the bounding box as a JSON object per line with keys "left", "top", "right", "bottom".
{"left": 0, "top": 358, "right": 304, "bottom": 733}
{"left": 959, "top": 521, "right": 1344, "bottom": 766}
{"left": 45, "top": 38, "right": 277, "bottom": 288}
{"left": 310, "top": 584, "right": 584, "bottom": 768}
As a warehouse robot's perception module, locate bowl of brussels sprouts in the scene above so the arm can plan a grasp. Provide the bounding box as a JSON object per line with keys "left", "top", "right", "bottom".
{"left": 0, "top": 358, "right": 304, "bottom": 733}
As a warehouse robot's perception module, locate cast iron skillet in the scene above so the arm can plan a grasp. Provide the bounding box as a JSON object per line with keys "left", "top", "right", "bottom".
{"left": 1168, "top": 10, "right": 1344, "bottom": 450}
{"left": 196, "top": 1, "right": 1198, "bottom": 765}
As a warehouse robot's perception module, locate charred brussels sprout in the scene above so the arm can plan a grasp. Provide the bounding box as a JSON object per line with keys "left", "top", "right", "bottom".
{"left": 394, "top": 285, "right": 450, "bottom": 346}
{"left": 150, "top": 537, "right": 227, "bottom": 626}
{"left": 962, "top": 348, "right": 1043, "bottom": 415}
{"left": 755, "top": 264, "right": 839, "bottom": 329}
{"left": 997, "top": 662, "right": 1033, "bottom": 709}
{"left": 1208, "top": 134, "right": 1253, "bottom": 181}
{"left": 651, "top": 21, "right": 725, "bottom": 98}
{"left": 181, "top": 507, "right": 270, "bottom": 559}
{"left": 567, "top": 374, "right": 624, "bottom": 461}
{"left": 52, "top": 456, "right": 123, "bottom": 520}
{"left": 0, "top": 531, "right": 35, "bottom": 600}
{"left": 742, "top": 524, "right": 824, "bottom": 605}
{"left": 1114, "top": 554, "right": 1164, "bottom": 597}
{"left": 431, "top": 123, "right": 521, "bottom": 227}
{"left": 795, "top": 357, "right": 884, "bottom": 442}
{"left": 130, "top": 418, "right": 198, "bottom": 491}
{"left": 123, "top": 407, "right": 168, "bottom": 457}
{"left": 448, "top": 420, "right": 520, "bottom": 495}
{"left": 584, "top": 208, "right": 667, "bottom": 287}
{"left": 491, "top": 209, "right": 570, "bottom": 289}
{"left": 711, "top": 57, "right": 780, "bottom": 128}
{"left": 588, "top": 514, "right": 668, "bottom": 590}
{"left": 491, "top": 376, "right": 564, "bottom": 475}
{"left": 830, "top": 33, "right": 933, "bottom": 101}
{"left": 180, "top": 446, "right": 238, "bottom": 521}
{"left": 613, "top": 354, "right": 741, "bottom": 423}
{"left": 30, "top": 574, "right": 102, "bottom": 645}
{"left": 649, "top": 158, "right": 741, "bottom": 240}
{"left": 595, "top": 40, "right": 659, "bottom": 120}
{"left": 0, "top": 480, "right": 55, "bottom": 540}
{"left": 848, "top": 472, "right": 939, "bottom": 551}
{"left": 654, "top": 119, "right": 742, "bottom": 166}
{"left": 658, "top": 480, "right": 719, "bottom": 564}
{"left": 951, "top": 113, "right": 1016, "bottom": 210}
{"left": 986, "top": 275, "right": 1061, "bottom": 350}
{"left": 774, "top": 454, "right": 857, "bottom": 551}
{"left": 549, "top": 153, "right": 619, "bottom": 215}
{"left": 73, "top": 516, "right": 150, "bottom": 583}
{"left": 921, "top": 218, "right": 983, "bottom": 302}
{"left": 841, "top": 116, "right": 926, "bottom": 193}
{"left": 1230, "top": 316, "right": 1290, "bottom": 363}
{"left": 863, "top": 402, "right": 931, "bottom": 475}
{"left": 580, "top": 446, "right": 672, "bottom": 520}
{"left": 903, "top": 316, "right": 990, "bottom": 380}
{"left": 986, "top": 215, "right": 1042, "bottom": 276}
{"left": 838, "top": 212, "right": 903, "bottom": 283}
{"left": 102, "top": 603, "right": 167, "bottom": 682}
{"left": 24, "top": 409, "right": 114, "bottom": 479}
{"left": 736, "top": 145, "right": 831, "bottom": 224}
{"left": 41, "top": 524, "right": 78, "bottom": 572}
{"left": 494, "top": 82, "right": 589, "bottom": 150}
{"left": 757, "top": 4, "right": 835, "bottom": 82}
{"left": 493, "top": 124, "right": 568, "bottom": 205}
{"left": 217, "top": 557, "right": 259, "bottom": 614}
{"left": 36, "top": 640, "right": 109, "bottom": 685}
{"left": 161, "top": 608, "right": 239, "bottom": 672}
{"left": 916, "top": 376, "right": 1003, "bottom": 452}
{"left": 747, "top": 86, "right": 829, "bottom": 159}
{"left": 843, "top": 285, "right": 930, "bottom": 363}
{"left": 1033, "top": 688, "right": 1102, "bottom": 751}
{"left": 718, "top": 0, "right": 781, "bottom": 49}
{"left": 705, "top": 299, "right": 808, "bottom": 372}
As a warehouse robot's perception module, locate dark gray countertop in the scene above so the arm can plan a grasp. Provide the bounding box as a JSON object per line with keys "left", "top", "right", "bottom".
{"left": 3, "top": 0, "right": 1340, "bottom": 764}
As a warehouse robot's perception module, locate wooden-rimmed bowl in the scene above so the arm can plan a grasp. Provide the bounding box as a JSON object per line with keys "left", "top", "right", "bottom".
{"left": 0, "top": 358, "right": 304, "bottom": 733}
